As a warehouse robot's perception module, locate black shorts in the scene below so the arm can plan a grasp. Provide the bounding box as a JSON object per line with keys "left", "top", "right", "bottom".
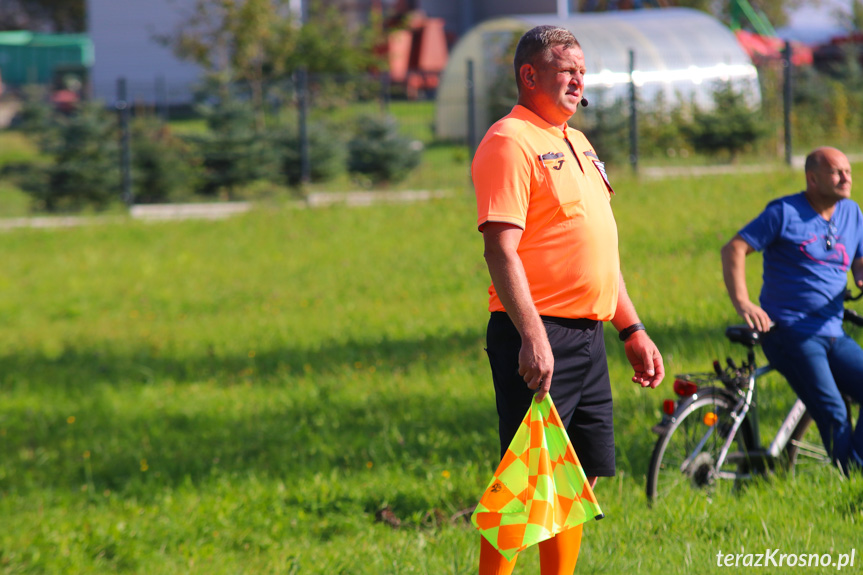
{"left": 485, "top": 311, "right": 615, "bottom": 477}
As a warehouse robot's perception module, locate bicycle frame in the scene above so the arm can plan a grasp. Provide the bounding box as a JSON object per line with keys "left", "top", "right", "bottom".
{"left": 712, "top": 386, "right": 754, "bottom": 479}
{"left": 680, "top": 349, "right": 770, "bottom": 479}
{"left": 649, "top": 300, "right": 863, "bottom": 502}
{"left": 678, "top": 352, "right": 818, "bottom": 479}
{"left": 730, "top": 355, "right": 821, "bottom": 461}
{"left": 766, "top": 396, "right": 808, "bottom": 458}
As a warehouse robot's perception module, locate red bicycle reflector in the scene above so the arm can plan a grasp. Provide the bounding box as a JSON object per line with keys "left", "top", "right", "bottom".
{"left": 662, "top": 399, "right": 676, "bottom": 416}
{"left": 673, "top": 378, "right": 698, "bottom": 397}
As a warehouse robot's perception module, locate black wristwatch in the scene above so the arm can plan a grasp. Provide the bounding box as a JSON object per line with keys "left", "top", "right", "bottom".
{"left": 619, "top": 322, "right": 646, "bottom": 341}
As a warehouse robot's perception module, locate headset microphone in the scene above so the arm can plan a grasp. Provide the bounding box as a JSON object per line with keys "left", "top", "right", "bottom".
{"left": 580, "top": 97, "right": 589, "bottom": 107}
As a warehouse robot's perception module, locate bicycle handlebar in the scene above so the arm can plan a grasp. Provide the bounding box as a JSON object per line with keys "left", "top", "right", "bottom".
{"left": 843, "top": 289, "right": 863, "bottom": 326}
{"left": 844, "top": 289, "right": 863, "bottom": 302}
{"left": 844, "top": 308, "right": 863, "bottom": 327}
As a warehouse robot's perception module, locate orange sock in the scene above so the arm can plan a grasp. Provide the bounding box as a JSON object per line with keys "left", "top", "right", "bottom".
{"left": 478, "top": 525, "right": 583, "bottom": 575}
{"left": 538, "top": 525, "right": 583, "bottom": 575}
{"left": 479, "top": 535, "right": 517, "bottom": 575}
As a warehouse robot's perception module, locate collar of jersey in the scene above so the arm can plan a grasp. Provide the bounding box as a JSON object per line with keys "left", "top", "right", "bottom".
{"left": 510, "top": 105, "right": 569, "bottom": 138}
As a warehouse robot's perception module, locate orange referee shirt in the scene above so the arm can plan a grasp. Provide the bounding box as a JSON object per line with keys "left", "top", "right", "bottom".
{"left": 472, "top": 105, "right": 620, "bottom": 321}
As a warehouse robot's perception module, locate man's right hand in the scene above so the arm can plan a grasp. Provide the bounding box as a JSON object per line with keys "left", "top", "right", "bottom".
{"left": 735, "top": 300, "right": 772, "bottom": 333}
{"left": 518, "top": 331, "right": 554, "bottom": 402}
{"left": 721, "top": 235, "right": 772, "bottom": 332}
{"left": 483, "top": 222, "right": 555, "bottom": 401}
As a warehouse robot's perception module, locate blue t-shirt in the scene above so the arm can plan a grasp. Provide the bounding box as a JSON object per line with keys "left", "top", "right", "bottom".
{"left": 739, "top": 192, "right": 863, "bottom": 337}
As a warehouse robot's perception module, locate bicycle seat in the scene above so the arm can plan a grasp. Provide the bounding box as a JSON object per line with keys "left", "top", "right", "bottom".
{"left": 725, "top": 325, "right": 762, "bottom": 347}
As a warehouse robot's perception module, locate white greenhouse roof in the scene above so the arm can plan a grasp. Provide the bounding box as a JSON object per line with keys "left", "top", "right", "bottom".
{"left": 435, "top": 7, "right": 760, "bottom": 141}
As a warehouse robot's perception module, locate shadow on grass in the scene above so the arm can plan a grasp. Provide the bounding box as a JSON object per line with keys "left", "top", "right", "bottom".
{"left": 0, "top": 328, "right": 499, "bottom": 499}
{"left": 0, "top": 328, "right": 487, "bottom": 389}
{"left": 0, "top": 319, "right": 793, "bottom": 502}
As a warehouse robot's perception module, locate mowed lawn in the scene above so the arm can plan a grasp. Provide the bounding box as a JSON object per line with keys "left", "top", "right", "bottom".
{"left": 0, "top": 164, "right": 861, "bottom": 574}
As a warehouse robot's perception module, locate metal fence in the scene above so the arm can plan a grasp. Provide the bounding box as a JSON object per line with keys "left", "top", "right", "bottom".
{"left": 92, "top": 54, "right": 862, "bottom": 166}
{"left": 6, "top": 47, "right": 863, "bottom": 204}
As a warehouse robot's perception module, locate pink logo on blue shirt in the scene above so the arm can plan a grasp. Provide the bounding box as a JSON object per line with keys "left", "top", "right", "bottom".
{"left": 799, "top": 233, "right": 849, "bottom": 270}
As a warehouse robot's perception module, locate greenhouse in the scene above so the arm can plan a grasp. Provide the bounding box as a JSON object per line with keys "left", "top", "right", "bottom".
{"left": 435, "top": 7, "right": 760, "bottom": 141}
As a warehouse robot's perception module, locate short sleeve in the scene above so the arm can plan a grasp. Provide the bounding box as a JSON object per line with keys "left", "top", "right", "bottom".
{"left": 738, "top": 200, "right": 784, "bottom": 252}
{"left": 852, "top": 203, "right": 863, "bottom": 261}
{"left": 472, "top": 132, "right": 532, "bottom": 232}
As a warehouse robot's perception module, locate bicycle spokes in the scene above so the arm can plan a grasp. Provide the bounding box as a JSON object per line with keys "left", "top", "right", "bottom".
{"left": 646, "top": 390, "right": 754, "bottom": 503}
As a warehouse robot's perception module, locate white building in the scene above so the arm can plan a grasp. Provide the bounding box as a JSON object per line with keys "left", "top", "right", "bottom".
{"left": 86, "top": 0, "right": 204, "bottom": 103}
{"left": 86, "top": 1, "right": 725, "bottom": 108}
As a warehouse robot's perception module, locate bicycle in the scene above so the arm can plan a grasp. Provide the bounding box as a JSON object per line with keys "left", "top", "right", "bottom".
{"left": 645, "top": 291, "right": 863, "bottom": 503}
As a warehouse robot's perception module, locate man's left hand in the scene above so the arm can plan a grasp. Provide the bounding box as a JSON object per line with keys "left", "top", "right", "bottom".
{"left": 624, "top": 331, "right": 664, "bottom": 388}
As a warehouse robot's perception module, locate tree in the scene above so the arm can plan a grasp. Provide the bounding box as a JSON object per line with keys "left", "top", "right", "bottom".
{"left": 288, "top": 2, "right": 382, "bottom": 75}
{"left": 347, "top": 115, "right": 421, "bottom": 184}
{"left": 155, "top": 0, "right": 293, "bottom": 124}
{"left": 156, "top": 0, "right": 383, "bottom": 120}
{"left": 131, "top": 120, "right": 200, "bottom": 204}
{"left": 276, "top": 122, "right": 346, "bottom": 186}
{"left": 682, "top": 81, "right": 767, "bottom": 162}
{"left": 851, "top": 0, "right": 863, "bottom": 30}
{"left": 182, "top": 99, "right": 279, "bottom": 198}
{"left": 7, "top": 101, "right": 121, "bottom": 211}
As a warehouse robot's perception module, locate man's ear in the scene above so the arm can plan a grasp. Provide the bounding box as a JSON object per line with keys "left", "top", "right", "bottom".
{"left": 519, "top": 63, "right": 535, "bottom": 89}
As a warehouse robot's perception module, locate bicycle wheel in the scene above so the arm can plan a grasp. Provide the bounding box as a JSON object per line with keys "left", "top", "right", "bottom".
{"left": 646, "top": 389, "right": 754, "bottom": 503}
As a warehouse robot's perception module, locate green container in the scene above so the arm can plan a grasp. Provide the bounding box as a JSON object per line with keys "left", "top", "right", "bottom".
{"left": 0, "top": 31, "right": 93, "bottom": 88}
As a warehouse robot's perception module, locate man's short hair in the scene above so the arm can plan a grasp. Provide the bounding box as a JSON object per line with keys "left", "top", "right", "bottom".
{"left": 513, "top": 25, "right": 580, "bottom": 87}
{"left": 804, "top": 150, "right": 822, "bottom": 174}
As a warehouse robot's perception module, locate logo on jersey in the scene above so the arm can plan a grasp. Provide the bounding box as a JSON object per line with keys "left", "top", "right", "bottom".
{"left": 539, "top": 152, "right": 565, "bottom": 170}
{"left": 584, "top": 150, "right": 614, "bottom": 194}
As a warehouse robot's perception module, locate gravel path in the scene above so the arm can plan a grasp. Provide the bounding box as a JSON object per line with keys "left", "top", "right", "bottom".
{"left": 0, "top": 190, "right": 452, "bottom": 230}
{"left": 4, "top": 154, "right": 862, "bottom": 229}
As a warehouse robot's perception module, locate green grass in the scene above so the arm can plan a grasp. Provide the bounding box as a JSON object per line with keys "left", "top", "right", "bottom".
{"left": 1, "top": 150, "right": 862, "bottom": 573}
{"left": 0, "top": 131, "right": 40, "bottom": 167}
{"left": 0, "top": 131, "right": 40, "bottom": 216}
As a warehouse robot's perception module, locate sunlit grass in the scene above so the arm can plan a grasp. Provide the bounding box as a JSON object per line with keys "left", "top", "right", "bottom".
{"left": 0, "top": 130, "right": 40, "bottom": 166}
{"left": 0, "top": 147, "right": 861, "bottom": 573}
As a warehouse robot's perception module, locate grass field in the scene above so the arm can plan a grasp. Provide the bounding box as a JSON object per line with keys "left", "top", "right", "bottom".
{"left": 0, "top": 158, "right": 861, "bottom": 574}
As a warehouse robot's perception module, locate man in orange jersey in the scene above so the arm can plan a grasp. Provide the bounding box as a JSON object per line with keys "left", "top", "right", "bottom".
{"left": 472, "top": 25, "right": 664, "bottom": 574}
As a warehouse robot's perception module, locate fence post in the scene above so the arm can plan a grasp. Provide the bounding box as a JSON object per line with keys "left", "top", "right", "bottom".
{"left": 467, "top": 59, "right": 477, "bottom": 157}
{"left": 782, "top": 40, "right": 793, "bottom": 166}
{"left": 156, "top": 75, "right": 168, "bottom": 122}
{"left": 116, "top": 77, "right": 133, "bottom": 206}
{"left": 380, "top": 72, "right": 391, "bottom": 113}
{"left": 628, "top": 49, "right": 638, "bottom": 174}
{"left": 297, "top": 67, "right": 311, "bottom": 185}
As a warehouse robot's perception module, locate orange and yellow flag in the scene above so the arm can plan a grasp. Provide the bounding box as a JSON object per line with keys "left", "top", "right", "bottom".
{"left": 471, "top": 394, "right": 604, "bottom": 560}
